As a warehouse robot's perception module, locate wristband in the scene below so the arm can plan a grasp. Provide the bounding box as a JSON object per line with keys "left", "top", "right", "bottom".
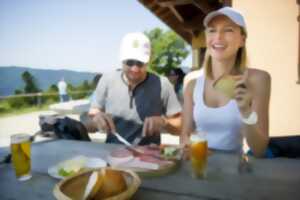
{"left": 241, "top": 111, "right": 258, "bottom": 125}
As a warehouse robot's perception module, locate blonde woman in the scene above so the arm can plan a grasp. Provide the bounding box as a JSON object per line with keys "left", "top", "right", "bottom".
{"left": 181, "top": 7, "right": 271, "bottom": 157}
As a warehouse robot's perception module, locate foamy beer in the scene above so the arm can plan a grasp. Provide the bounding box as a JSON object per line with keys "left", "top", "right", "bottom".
{"left": 190, "top": 134, "right": 208, "bottom": 178}
{"left": 10, "top": 134, "right": 32, "bottom": 181}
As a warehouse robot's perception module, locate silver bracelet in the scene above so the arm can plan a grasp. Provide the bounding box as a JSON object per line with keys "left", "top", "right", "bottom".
{"left": 241, "top": 111, "right": 258, "bottom": 125}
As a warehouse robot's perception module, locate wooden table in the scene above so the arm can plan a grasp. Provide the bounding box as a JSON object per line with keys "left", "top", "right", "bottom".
{"left": 0, "top": 140, "right": 300, "bottom": 200}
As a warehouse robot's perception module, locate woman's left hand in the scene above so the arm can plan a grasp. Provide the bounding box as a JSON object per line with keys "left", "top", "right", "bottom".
{"left": 233, "top": 70, "right": 252, "bottom": 116}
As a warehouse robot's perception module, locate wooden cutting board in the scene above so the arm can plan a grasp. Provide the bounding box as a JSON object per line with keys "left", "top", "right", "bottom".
{"left": 133, "top": 159, "right": 181, "bottom": 177}
{"left": 108, "top": 145, "right": 182, "bottom": 178}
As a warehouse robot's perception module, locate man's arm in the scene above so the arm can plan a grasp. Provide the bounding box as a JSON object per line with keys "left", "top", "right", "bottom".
{"left": 163, "top": 113, "right": 182, "bottom": 135}
{"left": 88, "top": 108, "right": 116, "bottom": 134}
{"left": 142, "top": 76, "right": 182, "bottom": 137}
{"left": 142, "top": 112, "right": 182, "bottom": 137}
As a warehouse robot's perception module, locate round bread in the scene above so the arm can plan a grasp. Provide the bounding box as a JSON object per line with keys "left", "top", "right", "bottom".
{"left": 83, "top": 171, "right": 104, "bottom": 200}
{"left": 94, "top": 168, "right": 127, "bottom": 199}
{"left": 213, "top": 75, "right": 236, "bottom": 99}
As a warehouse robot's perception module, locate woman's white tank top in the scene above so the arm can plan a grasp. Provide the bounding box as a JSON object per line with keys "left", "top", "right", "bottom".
{"left": 193, "top": 75, "right": 243, "bottom": 152}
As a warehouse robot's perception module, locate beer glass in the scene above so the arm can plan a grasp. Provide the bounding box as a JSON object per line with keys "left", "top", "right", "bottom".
{"left": 10, "top": 134, "right": 32, "bottom": 181}
{"left": 190, "top": 133, "right": 208, "bottom": 178}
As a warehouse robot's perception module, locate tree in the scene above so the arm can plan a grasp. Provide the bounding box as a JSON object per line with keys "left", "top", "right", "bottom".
{"left": 81, "top": 80, "right": 91, "bottom": 91}
{"left": 48, "top": 84, "right": 58, "bottom": 92}
{"left": 21, "top": 71, "right": 40, "bottom": 105}
{"left": 43, "top": 84, "right": 59, "bottom": 103}
{"left": 145, "top": 28, "right": 189, "bottom": 75}
{"left": 22, "top": 71, "right": 40, "bottom": 93}
{"left": 72, "top": 80, "right": 92, "bottom": 99}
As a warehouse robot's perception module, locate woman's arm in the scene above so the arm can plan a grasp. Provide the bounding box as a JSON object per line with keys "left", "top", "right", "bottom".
{"left": 236, "top": 69, "right": 271, "bottom": 157}
{"left": 180, "top": 79, "right": 196, "bottom": 145}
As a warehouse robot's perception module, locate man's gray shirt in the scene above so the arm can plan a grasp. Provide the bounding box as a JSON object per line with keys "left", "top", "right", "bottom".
{"left": 91, "top": 70, "right": 181, "bottom": 144}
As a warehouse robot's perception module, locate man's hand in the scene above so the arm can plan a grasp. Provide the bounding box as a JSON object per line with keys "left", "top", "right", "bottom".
{"left": 142, "top": 116, "right": 166, "bottom": 137}
{"left": 89, "top": 109, "right": 116, "bottom": 134}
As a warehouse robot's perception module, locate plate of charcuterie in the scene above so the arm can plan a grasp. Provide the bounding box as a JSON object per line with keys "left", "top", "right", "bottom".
{"left": 107, "top": 144, "right": 182, "bottom": 177}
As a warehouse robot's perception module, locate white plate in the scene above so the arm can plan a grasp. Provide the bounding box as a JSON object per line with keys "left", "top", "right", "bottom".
{"left": 48, "top": 156, "right": 107, "bottom": 179}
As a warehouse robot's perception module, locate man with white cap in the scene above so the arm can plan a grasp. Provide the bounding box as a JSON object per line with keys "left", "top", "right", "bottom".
{"left": 89, "top": 32, "right": 181, "bottom": 145}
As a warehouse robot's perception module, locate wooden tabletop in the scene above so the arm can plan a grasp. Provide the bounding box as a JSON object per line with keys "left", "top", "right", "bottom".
{"left": 0, "top": 139, "right": 300, "bottom": 200}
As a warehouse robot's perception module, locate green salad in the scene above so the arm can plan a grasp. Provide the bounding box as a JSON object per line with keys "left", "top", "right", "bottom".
{"left": 58, "top": 168, "right": 77, "bottom": 177}
{"left": 57, "top": 156, "right": 87, "bottom": 177}
{"left": 161, "top": 146, "right": 179, "bottom": 159}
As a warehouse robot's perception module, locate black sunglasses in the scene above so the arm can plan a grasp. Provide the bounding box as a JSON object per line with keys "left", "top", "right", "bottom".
{"left": 123, "top": 59, "right": 145, "bottom": 68}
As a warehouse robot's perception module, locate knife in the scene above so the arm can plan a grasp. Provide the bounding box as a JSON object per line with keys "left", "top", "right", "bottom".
{"left": 113, "top": 132, "right": 132, "bottom": 147}
{"left": 113, "top": 132, "right": 145, "bottom": 154}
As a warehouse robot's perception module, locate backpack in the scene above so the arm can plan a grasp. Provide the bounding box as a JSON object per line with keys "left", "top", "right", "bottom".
{"left": 268, "top": 136, "right": 300, "bottom": 158}
{"left": 39, "top": 115, "right": 91, "bottom": 141}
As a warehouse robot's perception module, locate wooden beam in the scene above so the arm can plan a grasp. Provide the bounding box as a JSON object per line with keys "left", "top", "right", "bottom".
{"left": 138, "top": 0, "right": 155, "bottom": 8}
{"left": 157, "top": 0, "right": 194, "bottom": 7}
{"left": 182, "top": 13, "right": 204, "bottom": 29}
{"left": 157, "top": 9, "right": 172, "bottom": 19}
{"left": 137, "top": 0, "right": 192, "bottom": 44}
{"left": 222, "top": 0, "right": 232, "bottom": 7}
{"left": 169, "top": 6, "right": 184, "bottom": 22}
{"left": 156, "top": 1, "right": 186, "bottom": 23}
{"left": 191, "top": 31, "right": 206, "bottom": 48}
{"left": 160, "top": 13, "right": 176, "bottom": 24}
{"left": 155, "top": 7, "right": 169, "bottom": 16}
{"left": 181, "top": 21, "right": 199, "bottom": 31}
{"left": 192, "top": 0, "right": 216, "bottom": 14}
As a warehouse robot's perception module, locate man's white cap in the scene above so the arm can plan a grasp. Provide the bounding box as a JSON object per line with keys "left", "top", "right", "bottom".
{"left": 120, "top": 32, "right": 151, "bottom": 63}
{"left": 203, "top": 7, "right": 246, "bottom": 31}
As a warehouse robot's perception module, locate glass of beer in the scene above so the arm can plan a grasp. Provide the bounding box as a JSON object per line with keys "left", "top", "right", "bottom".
{"left": 10, "top": 134, "right": 32, "bottom": 181}
{"left": 190, "top": 133, "right": 208, "bottom": 178}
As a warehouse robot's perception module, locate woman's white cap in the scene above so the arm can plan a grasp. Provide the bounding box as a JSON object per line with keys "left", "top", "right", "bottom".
{"left": 203, "top": 7, "right": 246, "bottom": 31}
{"left": 120, "top": 32, "right": 151, "bottom": 63}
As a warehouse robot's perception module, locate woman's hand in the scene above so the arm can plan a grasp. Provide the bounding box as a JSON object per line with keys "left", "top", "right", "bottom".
{"left": 179, "top": 134, "right": 191, "bottom": 160}
{"left": 181, "top": 143, "right": 191, "bottom": 160}
{"left": 233, "top": 70, "right": 253, "bottom": 116}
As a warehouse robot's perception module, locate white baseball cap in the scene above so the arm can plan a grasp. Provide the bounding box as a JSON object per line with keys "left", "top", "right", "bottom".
{"left": 120, "top": 32, "right": 151, "bottom": 63}
{"left": 203, "top": 7, "right": 246, "bottom": 31}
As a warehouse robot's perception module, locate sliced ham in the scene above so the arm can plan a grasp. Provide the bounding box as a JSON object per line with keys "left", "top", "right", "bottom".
{"left": 110, "top": 148, "right": 133, "bottom": 158}
{"left": 135, "top": 145, "right": 161, "bottom": 157}
{"left": 108, "top": 148, "right": 134, "bottom": 166}
{"left": 108, "top": 145, "right": 174, "bottom": 170}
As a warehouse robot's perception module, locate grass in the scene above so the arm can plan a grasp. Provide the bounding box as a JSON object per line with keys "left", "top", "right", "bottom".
{"left": 0, "top": 95, "right": 87, "bottom": 117}
{"left": 0, "top": 101, "right": 52, "bottom": 118}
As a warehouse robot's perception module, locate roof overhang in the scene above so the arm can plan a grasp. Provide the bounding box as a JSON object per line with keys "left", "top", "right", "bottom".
{"left": 138, "top": 0, "right": 226, "bottom": 44}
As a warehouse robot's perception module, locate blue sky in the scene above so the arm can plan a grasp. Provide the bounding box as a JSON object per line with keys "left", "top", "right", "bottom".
{"left": 0, "top": 0, "right": 191, "bottom": 73}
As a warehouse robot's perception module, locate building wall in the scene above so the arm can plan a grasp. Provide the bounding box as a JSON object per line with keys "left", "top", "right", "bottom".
{"left": 233, "top": 0, "right": 300, "bottom": 136}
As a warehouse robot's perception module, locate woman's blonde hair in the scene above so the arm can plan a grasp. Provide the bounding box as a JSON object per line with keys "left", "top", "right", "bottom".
{"left": 204, "top": 28, "right": 247, "bottom": 79}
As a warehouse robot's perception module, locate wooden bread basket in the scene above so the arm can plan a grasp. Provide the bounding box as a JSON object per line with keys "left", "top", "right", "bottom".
{"left": 53, "top": 167, "right": 141, "bottom": 200}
